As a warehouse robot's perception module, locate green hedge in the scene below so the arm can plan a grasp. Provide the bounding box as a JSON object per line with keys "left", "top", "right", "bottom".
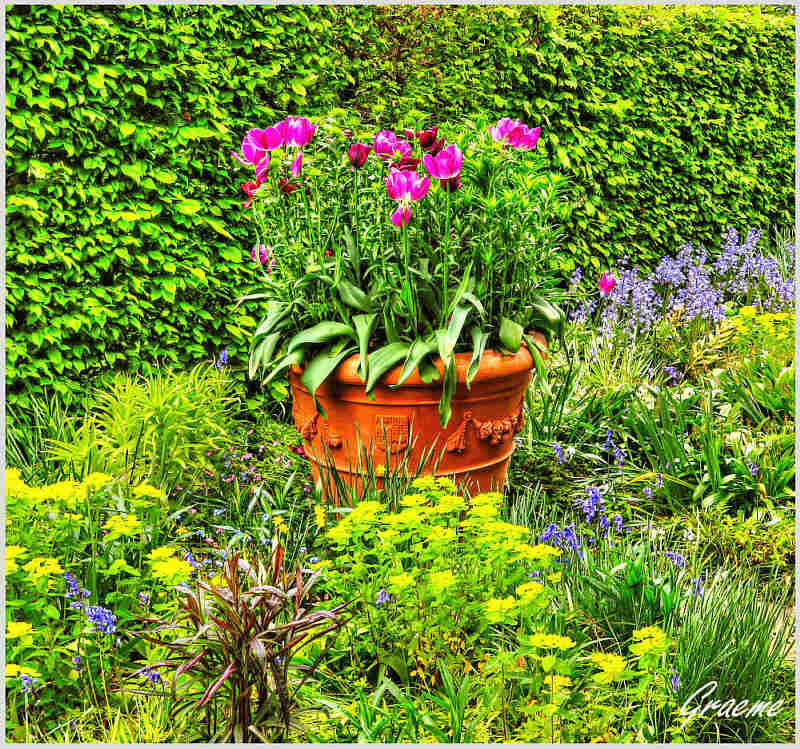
{"left": 6, "top": 4, "right": 794, "bottom": 407}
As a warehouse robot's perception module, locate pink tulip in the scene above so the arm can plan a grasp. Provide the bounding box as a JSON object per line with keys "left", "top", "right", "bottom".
{"left": 489, "top": 117, "right": 523, "bottom": 143}
{"left": 507, "top": 124, "right": 541, "bottom": 150}
{"left": 386, "top": 169, "right": 429, "bottom": 226}
{"left": 290, "top": 150, "right": 303, "bottom": 178}
{"left": 232, "top": 127, "right": 283, "bottom": 174}
{"left": 374, "top": 130, "right": 412, "bottom": 161}
{"left": 280, "top": 117, "right": 317, "bottom": 148}
{"left": 423, "top": 144, "right": 463, "bottom": 181}
{"left": 599, "top": 272, "right": 617, "bottom": 295}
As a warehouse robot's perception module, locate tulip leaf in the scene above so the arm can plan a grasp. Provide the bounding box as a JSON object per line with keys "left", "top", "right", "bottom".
{"left": 337, "top": 278, "right": 373, "bottom": 312}
{"left": 466, "top": 327, "right": 490, "bottom": 388}
{"left": 301, "top": 342, "right": 358, "bottom": 416}
{"left": 392, "top": 334, "right": 439, "bottom": 388}
{"left": 287, "top": 321, "right": 355, "bottom": 354}
{"left": 418, "top": 355, "right": 441, "bottom": 384}
{"left": 353, "top": 313, "right": 378, "bottom": 382}
{"left": 365, "top": 342, "right": 411, "bottom": 394}
{"left": 253, "top": 301, "right": 291, "bottom": 340}
{"left": 262, "top": 349, "right": 304, "bottom": 387}
{"left": 530, "top": 294, "right": 564, "bottom": 339}
{"left": 439, "top": 358, "right": 458, "bottom": 428}
{"left": 499, "top": 317, "right": 523, "bottom": 353}
{"left": 249, "top": 331, "right": 281, "bottom": 379}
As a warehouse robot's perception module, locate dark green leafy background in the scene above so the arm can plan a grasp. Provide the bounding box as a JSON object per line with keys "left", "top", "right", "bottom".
{"left": 5, "top": 5, "right": 794, "bottom": 407}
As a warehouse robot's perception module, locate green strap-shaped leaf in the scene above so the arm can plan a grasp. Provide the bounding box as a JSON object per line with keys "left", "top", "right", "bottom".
{"left": 530, "top": 294, "right": 564, "bottom": 338}
{"left": 466, "top": 326, "right": 490, "bottom": 388}
{"left": 392, "top": 334, "right": 439, "bottom": 389}
{"left": 499, "top": 317, "right": 523, "bottom": 353}
{"left": 439, "top": 304, "right": 471, "bottom": 358}
{"left": 353, "top": 313, "right": 378, "bottom": 382}
{"left": 438, "top": 358, "right": 458, "bottom": 428}
{"left": 262, "top": 349, "right": 304, "bottom": 387}
{"left": 418, "top": 356, "right": 441, "bottom": 384}
{"left": 249, "top": 331, "right": 282, "bottom": 380}
{"left": 286, "top": 321, "right": 355, "bottom": 354}
{"left": 447, "top": 263, "right": 473, "bottom": 318}
{"left": 253, "top": 301, "right": 291, "bottom": 339}
{"left": 337, "top": 278, "right": 373, "bottom": 312}
{"left": 301, "top": 343, "right": 358, "bottom": 416}
{"left": 365, "top": 342, "right": 411, "bottom": 394}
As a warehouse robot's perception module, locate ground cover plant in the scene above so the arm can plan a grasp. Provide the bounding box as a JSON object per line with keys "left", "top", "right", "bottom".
{"left": 4, "top": 4, "right": 796, "bottom": 745}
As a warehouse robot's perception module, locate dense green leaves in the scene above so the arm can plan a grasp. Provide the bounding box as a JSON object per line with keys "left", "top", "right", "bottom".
{"left": 5, "top": 4, "right": 793, "bottom": 409}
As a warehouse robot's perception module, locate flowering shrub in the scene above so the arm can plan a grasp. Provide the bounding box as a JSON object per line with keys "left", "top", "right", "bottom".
{"left": 233, "top": 117, "right": 567, "bottom": 425}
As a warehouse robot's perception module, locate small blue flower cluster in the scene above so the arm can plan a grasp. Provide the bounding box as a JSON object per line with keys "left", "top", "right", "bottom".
{"left": 86, "top": 605, "right": 117, "bottom": 635}
{"left": 665, "top": 550, "right": 686, "bottom": 569}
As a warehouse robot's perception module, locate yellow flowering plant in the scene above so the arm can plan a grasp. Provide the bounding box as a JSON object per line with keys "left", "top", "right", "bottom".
{"left": 321, "top": 477, "right": 562, "bottom": 681}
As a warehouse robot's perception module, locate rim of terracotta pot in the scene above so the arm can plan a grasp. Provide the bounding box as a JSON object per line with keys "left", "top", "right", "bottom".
{"left": 289, "top": 331, "right": 546, "bottom": 389}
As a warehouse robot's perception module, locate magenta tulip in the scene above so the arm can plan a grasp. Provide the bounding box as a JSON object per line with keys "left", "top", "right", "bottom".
{"left": 507, "top": 124, "right": 541, "bottom": 150}
{"left": 374, "top": 130, "right": 412, "bottom": 161}
{"left": 280, "top": 117, "right": 316, "bottom": 148}
{"left": 347, "top": 142, "right": 371, "bottom": 168}
{"left": 386, "top": 169, "right": 430, "bottom": 226}
{"left": 489, "top": 117, "right": 523, "bottom": 143}
{"left": 599, "top": 272, "right": 617, "bottom": 296}
{"left": 490, "top": 117, "right": 541, "bottom": 151}
{"left": 423, "top": 144, "right": 463, "bottom": 181}
{"left": 232, "top": 127, "right": 283, "bottom": 174}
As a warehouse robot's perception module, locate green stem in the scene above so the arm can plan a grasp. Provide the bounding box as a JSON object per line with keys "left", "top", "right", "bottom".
{"left": 442, "top": 187, "right": 452, "bottom": 326}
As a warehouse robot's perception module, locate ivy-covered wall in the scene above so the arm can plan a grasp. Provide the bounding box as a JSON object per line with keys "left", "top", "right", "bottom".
{"left": 5, "top": 4, "right": 794, "bottom": 407}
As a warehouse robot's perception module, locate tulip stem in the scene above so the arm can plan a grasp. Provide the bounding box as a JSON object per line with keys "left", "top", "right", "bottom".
{"left": 353, "top": 169, "right": 359, "bottom": 276}
{"left": 442, "top": 187, "right": 452, "bottom": 325}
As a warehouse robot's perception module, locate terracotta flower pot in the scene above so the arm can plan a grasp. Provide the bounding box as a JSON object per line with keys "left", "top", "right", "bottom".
{"left": 289, "top": 333, "right": 546, "bottom": 500}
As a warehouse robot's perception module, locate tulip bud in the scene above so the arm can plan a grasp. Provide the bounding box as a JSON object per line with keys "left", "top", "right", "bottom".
{"left": 441, "top": 176, "right": 461, "bottom": 193}
{"left": 403, "top": 128, "right": 416, "bottom": 141}
{"left": 417, "top": 127, "right": 439, "bottom": 152}
{"left": 343, "top": 128, "right": 354, "bottom": 139}
{"left": 278, "top": 178, "right": 299, "bottom": 195}
{"left": 394, "top": 155, "right": 421, "bottom": 171}
{"left": 347, "top": 142, "right": 371, "bottom": 168}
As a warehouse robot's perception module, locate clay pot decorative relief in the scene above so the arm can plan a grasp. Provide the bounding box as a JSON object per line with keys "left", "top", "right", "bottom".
{"left": 288, "top": 332, "right": 546, "bottom": 501}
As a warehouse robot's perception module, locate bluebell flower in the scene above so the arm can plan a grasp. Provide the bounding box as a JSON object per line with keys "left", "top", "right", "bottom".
{"left": 691, "top": 575, "right": 704, "bottom": 597}
{"left": 86, "top": 605, "right": 117, "bottom": 634}
{"left": 665, "top": 551, "right": 686, "bottom": 569}
{"left": 643, "top": 486, "right": 653, "bottom": 499}
{"left": 671, "top": 669, "right": 681, "bottom": 692}
{"left": 655, "top": 473, "right": 664, "bottom": 488}
{"left": 612, "top": 514, "right": 624, "bottom": 534}
{"left": 213, "top": 508, "right": 225, "bottom": 516}
{"left": 578, "top": 486, "right": 604, "bottom": 522}
{"left": 375, "top": 589, "right": 392, "bottom": 606}
{"left": 664, "top": 366, "right": 682, "bottom": 386}
{"left": 310, "top": 556, "right": 318, "bottom": 563}
{"left": 746, "top": 459, "right": 759, "bottom": 477}
{"left": 216, "top": 349, "right": 229, "bottom": 370}
{"left": 72, "top": 656, "right": 81, "bottom": 671}
{"left": 20, "top": 674, "right": 37, "bottom": 692}
{"left": 550, "top": 442, "right": 565, "bottom": 465}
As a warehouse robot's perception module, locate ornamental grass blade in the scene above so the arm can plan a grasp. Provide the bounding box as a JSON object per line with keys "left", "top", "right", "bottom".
{"left": 301, "top": 343, "right": 358, "bottom": 415}
{"left": 365, "top": 342, "right": 411, "bottom": 394}
{"left": 197, "top": 660, "right": 238, "bottom": 707}
{"left": 353, "top": 313, "right": 378, "bottom": 382}
{"left": 287, "top": 321, "right": 355, "bottom": 354}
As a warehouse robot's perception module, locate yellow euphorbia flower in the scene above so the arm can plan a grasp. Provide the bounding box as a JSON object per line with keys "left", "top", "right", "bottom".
{"left": 6, "top": 621, "right": 34, "bottom": 639}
